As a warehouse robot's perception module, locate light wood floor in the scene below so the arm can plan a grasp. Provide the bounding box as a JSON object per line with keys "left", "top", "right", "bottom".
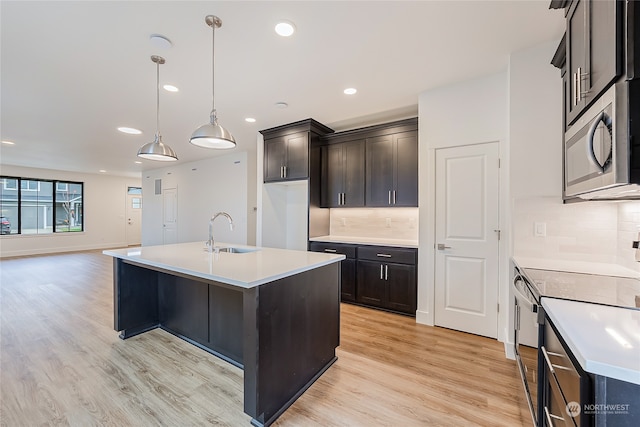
{"left": 1, "top": 250, "right": 531, "bottom": 426}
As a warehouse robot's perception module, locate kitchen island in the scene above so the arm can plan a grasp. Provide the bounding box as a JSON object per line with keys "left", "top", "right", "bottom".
{"left": 103, "top": 242, "right": 344, "bottom": 427}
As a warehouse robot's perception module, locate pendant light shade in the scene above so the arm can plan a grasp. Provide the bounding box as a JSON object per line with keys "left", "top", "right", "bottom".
{"left": 138, "top": 55, "right": 178, "bottom": 161}
{"left": 189, "top": 15, "right": 236, "bottom": 149}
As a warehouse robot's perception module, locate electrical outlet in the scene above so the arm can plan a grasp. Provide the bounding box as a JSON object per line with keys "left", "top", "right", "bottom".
{"left": 386, "top": 218, "right": 391, "bottom": 228}
{"left": 534, "top": 222, "right": 546, "bottom": 237}
{"left": 341, "top": 217, "right": 346, "bottom": 227}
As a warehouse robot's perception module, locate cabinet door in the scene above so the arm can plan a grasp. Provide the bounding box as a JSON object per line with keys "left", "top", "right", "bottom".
{"left": 356, "top": 260, "right": 386, "bottom": 307}
{"left": 321, "top": 144, "right": 345, "bottom": 207}
{"left": 342, "top": 140, "right": 365, "bottom": 207}
{"left": 366, "top": 135, "right": 394, "bottom": 206}
{"left": 566, "top": 0, "right": 588, "bottom": 125}
{"left": 264, "top": 137, "right": 287, "bottom": 182}
{"left": 385, "top": 263, "right": 416, "bottom": 314}
{"left": 588, "top": 0, "right": 620, "bottom": 103}
{"left": 341, "top": 259, "right": 357, "bottom": 302}
{"left": 159, "top": 276, "right": 209, "bottom": 346}
{"left": 394, "top": 131, "right": 418, "bottom": 207}
{"left": 284, "top": 133, "right": 309, "bottom": 180}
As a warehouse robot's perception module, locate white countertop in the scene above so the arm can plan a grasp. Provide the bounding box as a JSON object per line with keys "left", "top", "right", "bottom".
{"left": 309, "top": 235, "right": 419, "bottom": 248}
{"left": 513, "top": 256, "right": 640, "bottom": 279}
{"left": 103, "top": 242, "right": 344, "bottom": 289}
{"left": 542, "top": 298, "right": 640, "bottom": 385}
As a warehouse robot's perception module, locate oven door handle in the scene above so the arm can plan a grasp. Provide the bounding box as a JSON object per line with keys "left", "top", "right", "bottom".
{"left": 512, "top": 275, "right": 535, "bottom": 312}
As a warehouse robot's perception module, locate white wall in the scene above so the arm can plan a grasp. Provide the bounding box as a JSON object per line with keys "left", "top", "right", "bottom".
{"left": 418, "top": 71, "right": 508, "bottom": 335}
{"left": 0, "top": 165, "right": 140, "bottom": 257}
{"left": 141, "top": 151, "right": 249, "bottom": 247}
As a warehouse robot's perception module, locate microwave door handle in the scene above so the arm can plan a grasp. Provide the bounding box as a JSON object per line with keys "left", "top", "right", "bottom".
{"left": 587, "top": 111, "right": 613, "bottom": 174}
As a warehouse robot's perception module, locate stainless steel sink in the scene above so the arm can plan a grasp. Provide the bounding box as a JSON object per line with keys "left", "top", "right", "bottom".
{"left": 204, "top": 246, "right": 259, "bottom": 254}
{"left": 217, "top": 246, "right": 258, "bottom": 254}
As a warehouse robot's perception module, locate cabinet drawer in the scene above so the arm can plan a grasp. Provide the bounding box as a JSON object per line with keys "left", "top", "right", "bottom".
{"left": 357, "top": 246, "right": 416, "bottom": 264}
{"left": 309, "top": 242, "right": 356, "bottom": 259}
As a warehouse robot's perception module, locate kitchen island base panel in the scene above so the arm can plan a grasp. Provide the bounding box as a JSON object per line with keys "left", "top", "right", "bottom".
{"left": 112, "top": 258, "right": 340, "bottom": 427}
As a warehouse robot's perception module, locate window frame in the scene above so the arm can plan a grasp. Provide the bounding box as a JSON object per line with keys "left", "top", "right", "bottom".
{"left": 0, "top": 176, "right": 84, "bottom": 235}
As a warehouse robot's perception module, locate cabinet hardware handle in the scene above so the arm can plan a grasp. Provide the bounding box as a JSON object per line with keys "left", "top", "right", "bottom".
{"left": 541, "top": 345, "right": 555, "bottom": 374}
{"left": 388, "top": 190, "right": 392, "bottom": 205}
{"left": 280, "top": 166, "right": 284, "bottom": 178}
{"left": 283, "top": 166, "right": 287, "bottom": 178}
{"left": 380, "top": 264, "right": 384, "bottom": 280}
{"left": 571, "top": 73, "right": 580, "bottom": 107}
{"left": 324, "top": 249, "right": 337, "bottom": 253}
{"left": 385, "top": 265, "right": 388, "bottom": 280}
{"left": 393, "top": 190, "right": 396, "bottom": 204}
{"left": 377, "top": 253, "right": 392, "bottom": 258}
{"left": 544, "top": 406, "right": 564, "bottom": 426}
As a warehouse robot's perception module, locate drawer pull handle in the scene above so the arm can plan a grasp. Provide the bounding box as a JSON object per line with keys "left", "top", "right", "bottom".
{"left": 324, "top": 249, "right": 337, "bottom": 253}
{"left": 541, "top": 346, "right": 555, "bottom": 374}
{"left": 544, "top": 406, "right": 564, "bottom": 426}
{"left": 377, "top": 253, "right": 392, "bottom": 258}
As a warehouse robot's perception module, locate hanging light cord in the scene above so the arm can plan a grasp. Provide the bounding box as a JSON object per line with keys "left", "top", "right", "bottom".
{"left": 156, "top": 58, "right": 161, "bottom": 137}
{"left": 210, "top": 19, "right": 216, "bottom": 119}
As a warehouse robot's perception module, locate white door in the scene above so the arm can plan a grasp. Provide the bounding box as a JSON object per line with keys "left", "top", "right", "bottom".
{"left": 434, "top": 142, "right": 500, "bottom": 338}
{"left": 163, "top": 187, "right": 178, "bottom": 244}
{"left": 125, "top": 187, "right": 142, "bottom": 246}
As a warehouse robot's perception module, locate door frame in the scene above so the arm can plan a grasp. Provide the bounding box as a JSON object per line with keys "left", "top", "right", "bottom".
{"left": 417, "top": 139, "right": 511, "bottom": 347}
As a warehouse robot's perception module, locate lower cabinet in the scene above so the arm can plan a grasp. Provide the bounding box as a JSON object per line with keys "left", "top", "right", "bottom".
{"left": 310, "top": 241, "right": 417, "bottom": 315}
{"left": 356, "top": 246, "right": 417, "bottom": 315}
{"left": 308, "top": 242, "right": 356, "bottom": 302}
{"left": 540, "top": 312, "right": 640, "bottom": 427}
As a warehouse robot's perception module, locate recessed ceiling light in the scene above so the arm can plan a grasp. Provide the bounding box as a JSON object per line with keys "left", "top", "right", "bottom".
{"left": 118, "top": 127, "right": 142, "bottom": 135}
{"left": 275, "top": 102, "right": 288, "bottom": 109}
{"left": 245, "top": 117, "right": 256, "bottom": 123}
{"left": 163, "top": 84, "right": 179, "bottom": 92}
{"left": 99, "top": 170, "right": 107, "bottom": 173}
{"left": 134, "top": 161, "right": 142, "bottom": 164}
{"left": 344, "top": 88, "right": 357, "bottom": 95}
{"left": 150, "top": 34, "right": 172, "bottom": 49}
{"left": 275, "top": 21, "right": 296, "bottom": 37}
{"left": 1, "top": 140, "right": 15, "bottom": 145}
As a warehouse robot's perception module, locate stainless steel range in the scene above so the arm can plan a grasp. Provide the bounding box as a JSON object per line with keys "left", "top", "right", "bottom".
{"left": 511, "top": 258, "right": 640, "bottom": 426}
{"left": 511, "top": 260, "right": 541, "bottom": 426}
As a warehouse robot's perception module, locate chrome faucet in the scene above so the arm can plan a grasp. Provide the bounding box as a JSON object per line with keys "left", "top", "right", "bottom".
{"left": 206, "top": 212, "right": 234, "bottom": 251}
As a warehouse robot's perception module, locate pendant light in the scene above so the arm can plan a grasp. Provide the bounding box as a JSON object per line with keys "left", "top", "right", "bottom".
{"left": 137, "top": 55, "right": 178, "bottom": 161}
{"left": 189, "top": 15, "right": 236, "bottom": 149}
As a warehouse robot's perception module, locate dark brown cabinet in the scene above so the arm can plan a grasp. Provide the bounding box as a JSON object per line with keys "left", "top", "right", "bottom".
{"left": 365, "top": 130, "right": 418, "bottom": 207}
{"left": 261, "top": 119, "right": 334, "bottom": 183}
{"left": 308, "top": 242, "right": 356, "bottom": 302}
{"left": 565, "top": 0, "right": 621, "bottom": 126}
{"left": 320, "top": 139, "right": 365, "bottom": 207}
{"left": 356, "top": 245, "right": 417, "bottom": 315}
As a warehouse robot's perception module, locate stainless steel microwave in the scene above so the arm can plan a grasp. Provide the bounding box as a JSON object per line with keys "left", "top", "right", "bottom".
{"left": 564, "top": 81, "right": 640, "bottom": 200}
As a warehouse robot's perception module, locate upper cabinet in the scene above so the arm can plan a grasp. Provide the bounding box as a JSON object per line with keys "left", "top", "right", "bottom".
{"left": 320, "top": 139, "right": 365, "bottom": 207}
{"left": 564, "top": 0, "right": 622, "bottom": 126}
{"left": 366, "top": 129, "right": 418, "bottom": 207}
{"left": 319, "top": 117, "right": 418, "bottom": 208}
{"left": 261, "top": 119, "right": 334, "bottom": 183}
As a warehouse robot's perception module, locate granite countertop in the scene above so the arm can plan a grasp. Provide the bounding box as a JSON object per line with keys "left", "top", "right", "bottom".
{"left": 103, "top": 242, "right": 344, "bottom": 289}
{"left": 309, "top": 235, "right": 419, "bottom": 248}
{"left": 542, "top": 298, "right": 640, "bottom": 385}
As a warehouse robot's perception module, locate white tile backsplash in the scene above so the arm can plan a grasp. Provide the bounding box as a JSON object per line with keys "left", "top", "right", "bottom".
{"left": 329, "top": 208, "right": 419, "bottom": 241}
{"left": 513, "top": 197, "right": 640, "bottom": 272}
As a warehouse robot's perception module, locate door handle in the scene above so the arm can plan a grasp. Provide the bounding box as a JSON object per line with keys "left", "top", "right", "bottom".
{"left": 437, "top": 243, "right": 451, "bottom": 250}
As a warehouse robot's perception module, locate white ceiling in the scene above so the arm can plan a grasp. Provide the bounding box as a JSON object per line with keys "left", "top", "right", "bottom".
{"left": 1, "top": 1, "right": 565, "bottom": 178}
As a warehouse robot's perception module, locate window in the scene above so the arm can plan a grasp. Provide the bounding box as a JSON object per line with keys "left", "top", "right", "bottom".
{"left": 127, "top": 187, "right": 142, "bottom": 195}
{"left": 0, "top": 176, "right": 84, "bottom": 235}
{"left": 131, "top": 197, "right": 142, "bottom": 209}
{"left": 55, "top": 181, "right": 83, "bottom": 232}
{"left": 0, "top": 177, "right": 18, "bottom": 235}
